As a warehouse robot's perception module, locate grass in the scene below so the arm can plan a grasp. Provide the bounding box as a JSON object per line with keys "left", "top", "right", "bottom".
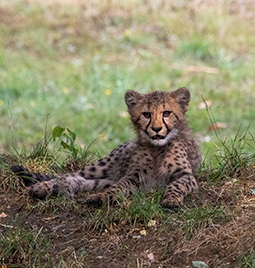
{"left": 1, "top": 0, "right": 255, "bottom": 163}
{"left": 239, "top": 249, "right": 255, "bottom": 268}
{"left": 1, "top": 0, "right": 255, "bottom": 267}
{"left": 1, "top": 224, "right": 50, "bottom": 259}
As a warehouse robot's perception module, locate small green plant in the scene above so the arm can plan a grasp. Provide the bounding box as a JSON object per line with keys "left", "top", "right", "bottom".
{"left": 52, "top": 126, "right": 78, "bottom": 157}
{"left": 52, "top": 125, "right": 98, "bottom": 171}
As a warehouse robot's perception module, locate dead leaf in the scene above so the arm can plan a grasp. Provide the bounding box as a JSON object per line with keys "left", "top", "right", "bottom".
{"left": 102, "top": 229, "right": 108, "bottom": 235}
{"left": 225, "top": 179, "right": 237, "bottom": 185}
{"left": 208, "top": 122, "right": 227, "bottom": 131}
{"left": 172, "top": 64, "right": 218, "bottom": 74}
{"left": 140, "top": 229, "right": 146, "bottom": 236}
{"left": 124, "top": 29, "right": 132, "bottom": 37}
{"left": 121, "top": 219, "right": 127, "bottom": 225}
{"left": 129, "top": 228, "right": 140, "bottom": 234}
{"left": 174, "top": 248, "right": 189, "bottom": 255}
{"left": 80, "top": 143, "right": 85, "bottom": 149}
{"left": 43, "top": 216, "right": 57, "bottom": 222}
{"left": 0, "top": 223, "right": 14, "bottom": 228}
{"left": 147, "top": 252, "right": 155, "bottom": 262}
{"left": 61, "top": 246, "right": 74, "bottom": 255}
{"left": 0, "top": 212, "right": 8, "bottom": 219}
{"left": 199, "top": 100, "right": 211, "bottom": 109}
{"left": 120, "top": 111, "right": 129, "bottom": 118}
{"left": 109, "top": 223, "right": 113, "bottom": 233}
{"left": 96, "top": 256, "right": 103, "bottom": 259}
{"left": 148, "top": 220, "right": 156, "bottom": 227}
{"left": 52, "top": 224, "right": 65, "bottom": 231}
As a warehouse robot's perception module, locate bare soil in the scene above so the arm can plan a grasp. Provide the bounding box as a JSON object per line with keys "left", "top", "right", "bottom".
{"left": 1, "top": 173, "right": 255, "bottom": 267}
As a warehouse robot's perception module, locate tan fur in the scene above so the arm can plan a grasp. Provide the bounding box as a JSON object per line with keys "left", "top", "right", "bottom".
{"left": 12, "top": 87, "right": 202, "bottom": 209}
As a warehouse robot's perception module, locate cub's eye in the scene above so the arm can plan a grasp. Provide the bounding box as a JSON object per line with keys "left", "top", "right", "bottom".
{"left": 163, "top": 111, "right": 171, "bottom": 117}
{"left": 142, "top": 112, "right": 151, "bottom": 119}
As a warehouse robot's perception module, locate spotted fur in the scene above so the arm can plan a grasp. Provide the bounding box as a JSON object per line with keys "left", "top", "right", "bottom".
{"left": 12, "top": 87, "right": 202, "bottom": 209}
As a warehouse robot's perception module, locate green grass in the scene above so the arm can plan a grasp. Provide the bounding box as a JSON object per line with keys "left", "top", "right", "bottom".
{"left": 88, "top": 190, "right": 166, "bottom": 232}
{"left": 1, "top": 0, "right": 255, "bottom": 165}
{"left": 0, "top": 216, "right": 51, "bottom": 266}
{"left": 239, "top": 249, "right": 255, "bottom": 268}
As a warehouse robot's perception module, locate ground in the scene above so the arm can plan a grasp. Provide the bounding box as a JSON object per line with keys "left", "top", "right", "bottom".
{"left": 1, "top": 149, "right": 255, "bottom": 267}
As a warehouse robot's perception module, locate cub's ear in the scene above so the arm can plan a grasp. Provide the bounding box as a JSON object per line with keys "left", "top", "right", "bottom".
{"left": 171, "top": 87, "right": 190, "bottom": 106}
{"left": 125, "top": 90, "right": 143, "bottom": 107}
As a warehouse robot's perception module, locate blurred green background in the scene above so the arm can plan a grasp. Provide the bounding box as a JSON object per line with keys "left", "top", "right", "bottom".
{"left": 0, "top": 0, "right": 255, "bottom": 163}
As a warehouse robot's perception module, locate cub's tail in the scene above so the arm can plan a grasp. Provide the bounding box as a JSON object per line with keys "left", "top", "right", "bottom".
{"left": 11, "top": 165, "right": 115, "bottom": 200}
{"left": 11, "top": 165, "right": 54, "bottom": 187}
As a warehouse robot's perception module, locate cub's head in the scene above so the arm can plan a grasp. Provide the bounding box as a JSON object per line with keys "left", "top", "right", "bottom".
{"left": 125, "top": 87, "right": 190, "bottom": 146}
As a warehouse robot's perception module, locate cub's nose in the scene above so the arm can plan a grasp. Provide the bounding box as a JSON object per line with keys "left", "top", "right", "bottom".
{"left": 151, "top": 126, "right": 162, "bottom": 133}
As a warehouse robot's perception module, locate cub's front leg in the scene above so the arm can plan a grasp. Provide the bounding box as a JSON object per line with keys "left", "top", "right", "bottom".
{"left": 160, "top": 145, "right": 199, "bottom": 210}
{"left": 160, "top": 171, "right": 198, "bottom": 209}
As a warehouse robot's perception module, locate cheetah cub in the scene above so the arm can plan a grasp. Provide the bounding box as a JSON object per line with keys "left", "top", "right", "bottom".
{"left": 12, "top": 87, "right": 202, "bottom": 209}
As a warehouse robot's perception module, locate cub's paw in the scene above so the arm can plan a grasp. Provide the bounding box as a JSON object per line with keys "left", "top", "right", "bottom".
{"left": 28, "top": 184, "right": 48, "bottom": 199}
{"left": 27, "top": 181, "right": 54, "bottom": 199}
{"left": 86, "top": 193, "right": 107, "bottom": 208}
{"left": 160, "top": 197, "right": 183, "bottom": 212}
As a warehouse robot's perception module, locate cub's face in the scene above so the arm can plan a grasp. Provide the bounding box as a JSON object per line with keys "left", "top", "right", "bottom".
{"left": 125, "top": 87, "right": 190, "bottom": 146}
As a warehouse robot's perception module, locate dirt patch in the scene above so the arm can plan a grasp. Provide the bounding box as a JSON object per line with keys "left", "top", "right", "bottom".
{"left": 1, "top": 174, "right": 255, "bottom": 268}
{"left": 0, "top": 191, "right": 173, "bottom": 267}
